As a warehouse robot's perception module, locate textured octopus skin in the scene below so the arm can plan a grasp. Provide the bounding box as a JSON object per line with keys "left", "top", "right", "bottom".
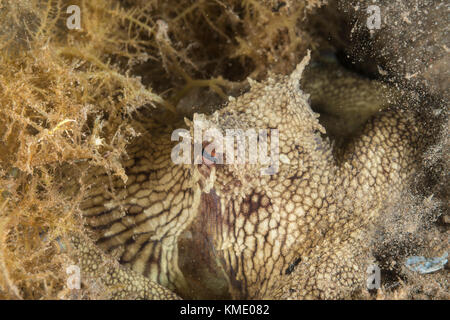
{"left": 73, "top": 55, "right": 420, "bottom": 299}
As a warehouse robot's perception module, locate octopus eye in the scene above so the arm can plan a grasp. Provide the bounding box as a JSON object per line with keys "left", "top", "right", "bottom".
{"left": 202, "top": 141, "right": 219, "bottom": 166}
{"left": 203, "top": 149, "right": 218, "bottom": 165}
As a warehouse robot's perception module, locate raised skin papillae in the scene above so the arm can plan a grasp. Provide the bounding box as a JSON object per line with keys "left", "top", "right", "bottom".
{"left": 75, "top": 54, "right": 420, "bottom": 299}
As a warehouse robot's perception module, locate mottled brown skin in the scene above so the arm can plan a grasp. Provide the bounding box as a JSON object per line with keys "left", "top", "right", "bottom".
{"left": 73, "top": 54, "right": 419, "bottom": 299}
{"left": 70, "top": 235, "right": 180, "bottom": 299}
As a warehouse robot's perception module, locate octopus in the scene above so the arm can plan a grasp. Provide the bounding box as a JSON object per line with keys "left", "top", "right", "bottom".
{"left": 70, "top": 52, "right": 421, "bottom": 299}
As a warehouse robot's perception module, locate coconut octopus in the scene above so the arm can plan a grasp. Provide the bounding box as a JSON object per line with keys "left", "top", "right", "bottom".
{"left": 70, "top": 53, "right": 422, "bottom": 300}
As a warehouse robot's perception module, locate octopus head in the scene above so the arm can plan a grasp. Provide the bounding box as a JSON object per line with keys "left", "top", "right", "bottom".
{"left": 185, "top": 52, "right": 331, "bottom": 193}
